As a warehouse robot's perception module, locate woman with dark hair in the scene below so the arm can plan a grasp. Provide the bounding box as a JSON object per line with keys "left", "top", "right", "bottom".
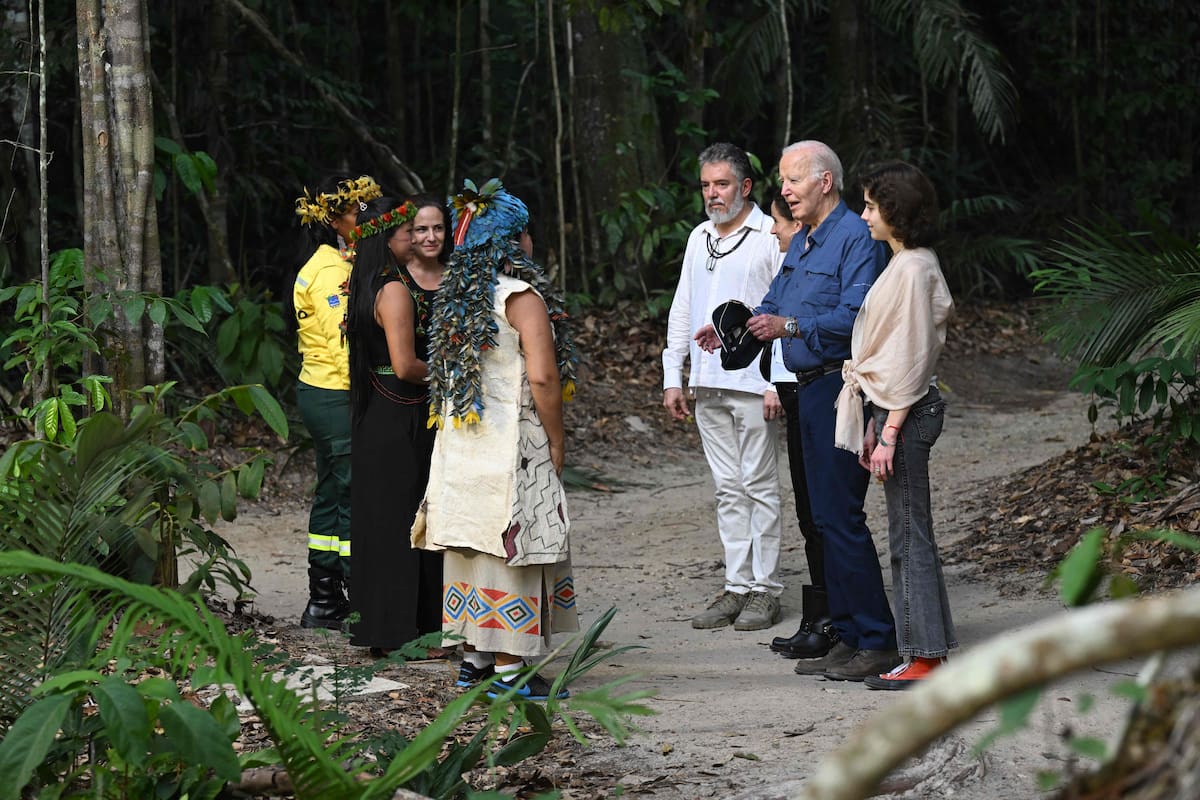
{"left": 292, "top": 173, "right": 381, "bottom": 630}
{"left": 408, "top": 193, "right": 453, "bottom": 273}
{"left": 343, "top": 196, "right": 447, "bottom": 657}
{"left": 834, "top": 160, "right": 956, "bottom": 689}
{"left": 764, "top": 196, "right": 833, "bottom": 661}
{"left": 412, "top": 179, "right": 579, "bottom": 701}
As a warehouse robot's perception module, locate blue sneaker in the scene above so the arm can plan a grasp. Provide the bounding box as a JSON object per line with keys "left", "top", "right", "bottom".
{"left": 486, "top": 671, "right": 569, "bottom": 701}
{"left": 455, "top": 661, "right": 495, "bottom": 688}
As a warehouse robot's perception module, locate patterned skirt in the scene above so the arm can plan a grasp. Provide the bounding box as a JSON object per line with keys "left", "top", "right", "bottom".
{"left": 442, "top": 549, "right": 578, "bottom": 657}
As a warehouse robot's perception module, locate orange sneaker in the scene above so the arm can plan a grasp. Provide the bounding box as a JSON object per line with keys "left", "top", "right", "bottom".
{"left": 863, "top": 656, "right": 945, "bottom": 690}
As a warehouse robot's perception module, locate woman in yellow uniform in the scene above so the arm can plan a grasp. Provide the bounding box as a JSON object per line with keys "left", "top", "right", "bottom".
{"left": 292, "top": 174, "right": 381, "bottom": 629}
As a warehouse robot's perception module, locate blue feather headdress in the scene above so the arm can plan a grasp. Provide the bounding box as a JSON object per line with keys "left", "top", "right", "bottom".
{"left": 427, "top": 179, "right": 577, "bottom": 428}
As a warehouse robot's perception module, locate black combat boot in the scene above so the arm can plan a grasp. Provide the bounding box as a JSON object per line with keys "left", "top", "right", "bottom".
{"left": 300, "top": 568, "right": 350, "bottom": 630}
{"left": 770, "top": 585, "right": 838, "bottom": 659}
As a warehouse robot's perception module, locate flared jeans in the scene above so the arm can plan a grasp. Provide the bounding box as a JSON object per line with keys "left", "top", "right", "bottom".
{"left": 873, "top": 386, "right": 957, "bottom": 658}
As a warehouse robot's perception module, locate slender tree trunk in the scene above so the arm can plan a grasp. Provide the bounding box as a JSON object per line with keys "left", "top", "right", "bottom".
{"left": 480, "top": 0, "right": 492, "bottom": 150}
{"left": 204, "top": 0, "right": 235, "bottom": 285}
{"left": 546, "top": 0, "right": 566, "bottom": 288}
{"left": 828, "top": 0, "right": 870, "bottom": 174}
{"left": 679, "top": 0, "right": 706, "bottom": 160}
{"left": 775, "top": 0, "right": 793, "bottom": 151}
{"left": 76, "top": 0, "right": 164, "bottom": 415}
{"left": 447, "top": 0, "right": 463, "bottom": 197}
{"left": 386, "top": 1, "right": 407, "bottom": 154}
{"left": 0, "top": 0, "right": 41, "bottom": 285}
{"left": 565, "top": 16, "right": 588, "bottom": 293}
{"left": 37, "top": 0, "right": 50, "bottom": 401}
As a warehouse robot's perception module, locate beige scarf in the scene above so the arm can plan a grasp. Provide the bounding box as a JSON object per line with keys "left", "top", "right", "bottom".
{"left": 834, "top": 248, "right": 954, "bottom": 455}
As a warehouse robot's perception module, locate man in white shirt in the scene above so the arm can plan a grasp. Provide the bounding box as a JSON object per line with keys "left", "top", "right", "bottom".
{"left": 662, "top": 143, "right": 786, "bottom": 631}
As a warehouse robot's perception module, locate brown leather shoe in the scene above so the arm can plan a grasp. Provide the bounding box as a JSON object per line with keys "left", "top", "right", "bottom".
{"left": 822, "top": 648, "right": 902, "bottom": 682}
{"left": 793, "top": 641, "right": 855, "bottom": 675}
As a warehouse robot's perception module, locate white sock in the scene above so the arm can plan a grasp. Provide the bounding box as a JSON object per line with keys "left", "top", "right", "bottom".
{"left": 464, "top": 651, "right": 494, "bottom": 669}
{"left": 494, "top": 661, "right": 523, "bottom": 678}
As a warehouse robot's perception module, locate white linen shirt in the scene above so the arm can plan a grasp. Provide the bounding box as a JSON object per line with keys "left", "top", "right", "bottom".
{"left": 662, "top": 202, "right": 783, "bottom": 395}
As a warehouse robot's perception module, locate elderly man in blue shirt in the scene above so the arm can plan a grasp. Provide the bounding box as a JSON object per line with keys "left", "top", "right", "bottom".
{"left": 699, "top": 140, "right": 899, "bottom": 682}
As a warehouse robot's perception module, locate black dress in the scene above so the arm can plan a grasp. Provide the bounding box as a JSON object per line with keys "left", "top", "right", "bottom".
{"left": 348, "top": 270, "right": 442, "bottom": 649}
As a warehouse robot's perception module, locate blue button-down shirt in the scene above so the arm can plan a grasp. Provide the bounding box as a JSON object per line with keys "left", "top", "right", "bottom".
{"left": 757, "top": 201, "right": 886, "bottom": 372}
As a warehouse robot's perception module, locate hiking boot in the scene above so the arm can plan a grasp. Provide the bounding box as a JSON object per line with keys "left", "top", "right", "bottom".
{"left": 734, "top": 591, "right": 781, "bottom": 631}
{"left": 822, "top": 648, "right": 902, "bottom": 682}
{"left": 793, "top": 641, "right": 855, "bottom": 675}
{"left": 691, "top": 590, "right": 748, "bottom": 629}
{"left": 864, "top": 656, "right": 946, "bottom": 691}
{"left": 455, "top": 661, "right": 496, "bottom": 688}
{"left": 487, "top": 671, "right": 569, "bottom": 701}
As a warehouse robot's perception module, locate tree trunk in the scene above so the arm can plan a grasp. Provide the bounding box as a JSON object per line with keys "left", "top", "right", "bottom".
{"left": 568, "top": 4, "right": 665, "bottom": 287}
{"left": 204, "top": 0, "right": 235, "bottom": 285}
{"left": 679, "top": 0, "right": 706, "bottom": 159}
{"left": 76, "top": 0, "right": 164, "bottom": 416}
{"left": 827, "top": 0, "right": 870, "bottom": 176}
{"left": 0, "top": 0, "right": 41, "bottom": 284}
{"left": 385, "top": 1, "right": 407, "bottom": 154}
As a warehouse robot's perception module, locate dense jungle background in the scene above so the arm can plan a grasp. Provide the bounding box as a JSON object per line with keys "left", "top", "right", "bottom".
{"left": 3, "top": 1, "right": 1200, "bottom": 799}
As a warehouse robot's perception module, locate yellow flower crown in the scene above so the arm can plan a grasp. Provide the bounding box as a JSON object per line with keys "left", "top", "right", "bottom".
{"left": 294, "top": 175, "right": 382, "bottom": 227}
{"left": 347, "top": 201, "right": 417, "bottom": 243}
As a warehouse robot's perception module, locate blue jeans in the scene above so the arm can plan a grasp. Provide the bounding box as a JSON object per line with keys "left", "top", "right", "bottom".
{"left": 873, "top": 387, "right": 956, "bottom": 658}
{"left": 797, "top": 372, "right": 895, "bottom": 650}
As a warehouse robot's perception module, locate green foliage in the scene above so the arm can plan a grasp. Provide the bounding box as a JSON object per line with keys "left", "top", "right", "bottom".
{"left": 154, "top": 137, "right": 218, "bottom": 200}
{"left": 595, "top": 182, "right": 697, "bottom": 307}
{"left": 1035, "top": 218, "right": 1200, "bottom": 502}
{"left": 0, "top": 552, "right": 652, "bottom": 800}
{"left": 0, "top": 249, "right": 98, "bottom": 382}
{"left": 1035, "top": 219, "right": 1200, "bottom": 366}
{"left": 169, "top": 283, "right": 297, "bottom": 394}
{"left": 936, "top": 193, "right": 1042, "bottom": 299}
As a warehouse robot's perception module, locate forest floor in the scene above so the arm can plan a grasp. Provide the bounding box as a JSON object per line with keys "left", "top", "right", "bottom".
{"left": 211, "top": 302, "right": 1200, "bottom": 799}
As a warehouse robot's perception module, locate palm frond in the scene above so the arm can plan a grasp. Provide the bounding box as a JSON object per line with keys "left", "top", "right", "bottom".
{"left": 877, "top": 0, "right": 1018, "bottom": 143}
{"left": 1035, "top": 220, "right": 1200, "bottom": 365}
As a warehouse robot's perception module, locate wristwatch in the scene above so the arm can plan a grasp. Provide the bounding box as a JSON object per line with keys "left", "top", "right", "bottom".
{"left": 783, "top": 317, "right": 798, "bottom": 337}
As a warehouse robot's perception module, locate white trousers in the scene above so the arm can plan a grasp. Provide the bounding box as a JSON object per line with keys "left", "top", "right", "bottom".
{"left": 694, "top": 388, "right": 784, "bottom": 596}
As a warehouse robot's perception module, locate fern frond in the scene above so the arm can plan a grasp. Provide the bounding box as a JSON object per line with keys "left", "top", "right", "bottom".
{"left": 0, "top": 552, "right": 362, "bottom": 798}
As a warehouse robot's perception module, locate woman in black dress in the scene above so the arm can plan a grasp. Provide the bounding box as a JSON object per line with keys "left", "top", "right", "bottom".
{"left": 344, "top": 196, "right": 446, "bottom": 656}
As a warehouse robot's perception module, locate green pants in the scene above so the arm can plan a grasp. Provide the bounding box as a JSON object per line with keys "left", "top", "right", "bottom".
{"left": 296, "top": 381, "right": 351, "bottom": 578}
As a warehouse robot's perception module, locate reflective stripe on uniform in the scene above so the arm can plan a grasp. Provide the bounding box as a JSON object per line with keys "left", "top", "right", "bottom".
{"left": 308, "top": 532, "right": 341, "bottom": 552}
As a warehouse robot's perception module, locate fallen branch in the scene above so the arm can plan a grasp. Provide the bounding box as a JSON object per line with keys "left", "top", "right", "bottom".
{"left": 799, "top": 587, "right": 1200, "bottom": 800}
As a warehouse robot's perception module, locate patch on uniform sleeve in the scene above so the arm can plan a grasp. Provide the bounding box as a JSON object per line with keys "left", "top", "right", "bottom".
{"left": 327, "top": 295, "right": 341, "bottom": 308}
{"left": 296, "top": 276, "right": 309, "bottom": 288}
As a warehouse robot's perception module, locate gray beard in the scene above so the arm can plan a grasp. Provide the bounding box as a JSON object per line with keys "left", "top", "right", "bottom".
{"left": 706, "top": 194, "right": 746, "bottom": 226}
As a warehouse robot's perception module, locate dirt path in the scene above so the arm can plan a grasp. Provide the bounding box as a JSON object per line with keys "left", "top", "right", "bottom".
{"left": 216, "top": 349, "right": 1179, "bottom": 798}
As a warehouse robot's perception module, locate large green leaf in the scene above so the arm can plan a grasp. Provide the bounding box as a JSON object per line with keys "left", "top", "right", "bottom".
{"left": 0, "top": 694, "right": 73, "bottom": 800}
{"left": 94, "top": 676, "right": 152, "bottom": 767}
{"left": 159, "top": 700, "right": 241, "bottom": 782}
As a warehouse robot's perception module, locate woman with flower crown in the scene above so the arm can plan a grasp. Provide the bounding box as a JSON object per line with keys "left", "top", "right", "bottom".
{"left": 291, "top": 173, "right": 381, "bottom": 631}
{"left": 343, "top": 196, "right": 447, "bottom": 657}
{"left": 412, "top": 179, "right": 579, "bottom": 701}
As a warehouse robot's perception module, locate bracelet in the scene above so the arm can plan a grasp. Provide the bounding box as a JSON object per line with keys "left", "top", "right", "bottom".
{"left": 885, "top": 424, "right": 902, "bottom": 433}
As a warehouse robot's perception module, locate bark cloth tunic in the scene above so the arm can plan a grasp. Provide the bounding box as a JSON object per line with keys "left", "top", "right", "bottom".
{"left": 412, "top": 275, "right": 578, "bottom": 657}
